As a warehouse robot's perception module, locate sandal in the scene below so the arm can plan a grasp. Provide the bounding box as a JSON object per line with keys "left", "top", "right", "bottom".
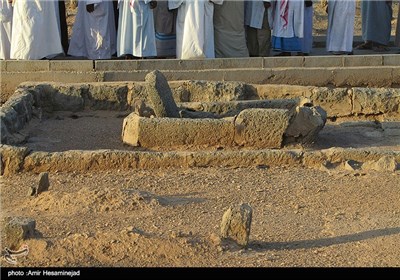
{"left": 372, "top": 45, "right": 390, "bottom": 52}
{"left": 355, "top": 42, "right": 373, "bottom": 50}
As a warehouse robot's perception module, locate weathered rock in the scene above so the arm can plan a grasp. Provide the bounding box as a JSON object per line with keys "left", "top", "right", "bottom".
{"left": 362, "top": 156, "right": 398, "bottom": 172}
{"left": 37, "top": 172, "right": 50, "bottom": 194}
{"left": 234, "top": 109, "right": 290, "bottom": 148}
{"left": 122, "top": 113, "right": 235, "bottom": 148}
{"left": 220, "top": 204, "right": 253, "bottom": 247}
{"left": 310, "top": 87, "right": 351, "bottom": 118}
{"left": 145, "top": 70, "right": 180, "bottom": 118}
{"left": 173, "top": 80, "right": 248, "bottom": 102}
{"left": 344, "top": 160, "right": 362, "bottom": 171}
{"left": 178, "top": 109, "right": 218, "bottom": 119}
{"left": 178, "top": 99, "right": 298, "bottom": 118}
{"left": 0, "top": 145, "right": 29, "bottom": 176}
{"left": 284, "top": 105, "right": 327, "bottom": 144}
{"left": 132, "top": 99, "right": 155, "bottom": 117}
{"left": 3, "top": 217, "right": 36, "bottom": 249}
{"left": 352, "top": 88, "right": 400, "bottom": 116}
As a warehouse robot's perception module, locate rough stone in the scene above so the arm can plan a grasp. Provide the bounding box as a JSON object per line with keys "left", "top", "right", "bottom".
{"left": 3, "top": 217, "right": 36, "bottom": 249}
{"left": 344, "top": 160, "right": 362, "bottom": 171}
{"left": 37, "top": 172, "right": 50, "bottom": 195}
{"left": 352, "top": 88, "right": 400, "bottom": 116}
{"left": 122, "top": 113, "right": 235, "bottom": 148}
{"left": 132, "top": 99, "right": 155, "bottom": 117}
{"left": 284, "top": 106, "right": 327, "bottom": 144}
{"left": 145, "top": 70, "right": 180, "bottom": 118}
{"left": 179, "top": 99, "right": 298, "bottom": 118}
{"left": 234, "top": 109, "right": 290, "bottom": 148}
{"left": 0, "top": 145, "right": 29, "bottom": 176}
{"left": 173, "top": 80, "right": 248, "bottom": 102}
{"left": 362, "top": 156, "right": 398, "bottom": 172}
{"left": 178, "top": 109, "right": 218, "bottom": 119}
{"left": 310, "top": 87, "right": 351, "bottom": 117}
{"left": 220, "top": 204, "right": 253, "bottom": 247}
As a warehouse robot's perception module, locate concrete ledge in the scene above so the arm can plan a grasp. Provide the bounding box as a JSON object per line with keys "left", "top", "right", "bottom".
{"left": 263, "top": 57, "right": 304, "bottom": 68}
{"left": 304, "top": 56, "right": 343, "bottom": 68}
{"left": 343, "top": 55, "right": 383, "bottom": 67}
{"left": 383, "top": 54, "right": 400, "bottom": 66}
{"left": 1, "top": 144, "right": 399, "bottom": 174}
{"left": 50, "top": 60, "right": 94, "bottom": 71}
{"left": 6, "top": 60, "right": 49, "bottom": 72}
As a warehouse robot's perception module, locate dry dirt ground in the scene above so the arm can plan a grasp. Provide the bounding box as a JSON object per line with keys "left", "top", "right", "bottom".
{"left": 1, "top": 111, "right": 400, "bottom": 267}
{"left": 1, "top": 166, "right": 400, "bottom": 267}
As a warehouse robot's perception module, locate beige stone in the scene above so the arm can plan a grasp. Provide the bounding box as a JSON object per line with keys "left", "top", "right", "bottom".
{"left": 234, "top": 109, "right": 290, "bottom": 148}
{"left": 122, "top": 113, "right": 235, "bottom": 149}
{"left": 220, "top": 204, "right": 253, "bottom": 247}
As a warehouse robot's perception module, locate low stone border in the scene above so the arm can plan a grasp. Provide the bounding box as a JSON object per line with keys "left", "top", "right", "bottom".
{"left": 1, "top": 144, "right": 399, "bottom": 175}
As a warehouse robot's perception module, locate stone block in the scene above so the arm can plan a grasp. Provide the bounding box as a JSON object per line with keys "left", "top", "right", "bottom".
{"left": 234, "top": 109, "right": 290, "bottom": 148}
{"left": 122, "top": 113, "right": 235, "bottom": 148}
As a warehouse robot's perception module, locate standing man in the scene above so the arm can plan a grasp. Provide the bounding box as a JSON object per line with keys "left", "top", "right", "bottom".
{"left": 68, "top": 0, "right": 116, "bottom": 60}
{"left": 300, "top": 0, "right": 313, "bottom": 56}
{"left": 214, "top": 0, "right": 248, "bottom": 58}
{"left": 244, "top": 0, "right": 272, "bottom": 57}
{"left": 169, "top": 0, "right": 223, "bottom": 59}
{"left": 117, "top": 0, "right": 157, "bottom": 59}
{"left": 0, "top": 0, "right": 13, "bottom": 59}
{"left": 58, "top": 0, "right": 69, "bottom": 55}
{"left": 396, "top": 2, "right": 400, "bottom": 49}
{"left": 271, "top": 0, "right": 305, "bottom": 56}
{"left": 10, "top": 0, "right": 64, "bottom": 60}
{"left": 356, "top": 0, "right": 392, "bottom": 52}
{"left": 153, "top": 0, "right": 177, "bottom": 58}
{"left": 326, "top": 0, "right": 356, "bottom": 55}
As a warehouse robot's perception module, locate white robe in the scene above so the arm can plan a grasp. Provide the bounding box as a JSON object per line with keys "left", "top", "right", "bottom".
{"left": 326, "top": 0, "right": 355, "bottom": 53}
{"left": 68, "top": 0, "right": 116, "bottom": 59}
{"left": 0, "top": 0, "right": 12, "bottom": 59}
{"left": 301, "top": 5, "right": 313, "bottom": 54}
{"left": 169, "top": 0, "right": 223, "bottom": 59}
{"left": 10, "top": 0, "right": 63, "bottom": 60}
{"left": 244, "top": 0, "right": 272, "bottom": 29}
{"left": 271, "top": 0, "right": 304, "bottom": 39}
{"left": 117, "top": 0, "right": 156, "bottom": 57}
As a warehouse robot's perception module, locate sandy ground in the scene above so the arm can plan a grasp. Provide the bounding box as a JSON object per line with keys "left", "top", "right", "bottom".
{"left": 1, "top": 111, "right": 400, "bottom": 267}
{"left": 1, "top": 165, "right": 400, "bottom": 267}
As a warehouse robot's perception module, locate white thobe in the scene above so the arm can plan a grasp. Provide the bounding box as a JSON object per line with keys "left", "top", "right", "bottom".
{"left": 271, "top": 0, "right": 304, "bottom": 39}
{"left": 117, "top": 0, "right": 156, "bottom": 57}
{"left": 244, "top": 0, "right": 272, "bottom": 29}
{"left": 326, "top": 0, "right": 355, "bottom": 53}
{"left": 10, "top": 0, "right": 63, "bottom": 60}
{"left": 168, "top": 0, "right": 223, "bottom": 59}
{"left": 68, "top": 0, "right": 116, "bottom": 60}
{"left": 0, "top": 0, "right": 12, "bottom": 59}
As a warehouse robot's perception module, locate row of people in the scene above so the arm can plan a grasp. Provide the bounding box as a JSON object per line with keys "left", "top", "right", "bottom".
{"left": 1, "top": 0, "right": 400, "bottom": 60}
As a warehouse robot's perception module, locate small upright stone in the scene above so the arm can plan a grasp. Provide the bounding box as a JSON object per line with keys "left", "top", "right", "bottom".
{"left": 3, "top": 217, "right": 36, "bottom": 249}
{"left": 145, "top": 70, "right": 180, "bottom": 118}
{"left": 220, "top": 203, "right": 253, "bottom": 247}
{"left": 37, "top": 172, "right": 50, "bottom": 195}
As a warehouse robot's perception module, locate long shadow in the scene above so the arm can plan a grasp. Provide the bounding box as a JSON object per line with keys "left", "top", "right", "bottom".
{"left": 250, "top": 227, "right": 400, "bottom": 251}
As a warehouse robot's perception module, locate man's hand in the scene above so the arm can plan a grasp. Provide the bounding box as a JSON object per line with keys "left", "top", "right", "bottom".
{"left": 263, "top": 2, "right": 271, "bottom": 9}
{"left": 86, "top": 3, "right": 95, "bottom": 13}
{"left": 149, "top": 1, "right": 157, "bottom": 9}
